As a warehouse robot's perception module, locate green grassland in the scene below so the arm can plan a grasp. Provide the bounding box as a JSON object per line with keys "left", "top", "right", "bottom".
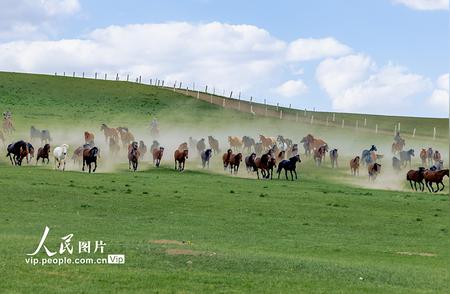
{"left": 0, "top": 72, "right": 448, "bottom": 293}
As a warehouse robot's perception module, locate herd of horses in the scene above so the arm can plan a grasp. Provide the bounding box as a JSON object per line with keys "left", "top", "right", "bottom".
{"left": 2, "top": 120, "right": 448, "bottom": 192}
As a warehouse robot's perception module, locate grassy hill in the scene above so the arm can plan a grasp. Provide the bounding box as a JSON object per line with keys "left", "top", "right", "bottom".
{"left": 0, "top": 71, "right": 448, "bottom": 293}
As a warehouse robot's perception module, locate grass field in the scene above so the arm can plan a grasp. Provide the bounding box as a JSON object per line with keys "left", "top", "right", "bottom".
{"left": 0, "top": 72, "right": 448, "bottom": 293}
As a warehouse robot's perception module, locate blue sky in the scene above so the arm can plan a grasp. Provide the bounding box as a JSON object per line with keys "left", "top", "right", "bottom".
{"left": 0, "top": 0, "right": 448, "bottom": 117}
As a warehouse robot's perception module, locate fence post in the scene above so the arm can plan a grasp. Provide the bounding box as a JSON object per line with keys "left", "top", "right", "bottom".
{"left": 356, "top": 120, "right": 358, "bottom": 129}
{"left": 289, "top": 103, "right": 291, "bottom": 109}
{"left": 104, "top": 73, "right": 107, "bottom": 80}
{"left": 127, "top": 74, "right": 129, "bottom": 82}
{"left": 95, "top": 72, "right": 97, "bottom": 79}
{"left": 304, "top": 108, "right": 307, "bottom": 116}
{"left": 205, "top": 85, "right": 208, "bottom": 93}
{"left": 179, "top": 82, "right": 182, "bottom": 89}
{"left": 222, "top": 98, "right": 226, "bottom": 107}
{"left": 250, "top": 105, "right": 254, "bottom": 115}
{"left": 412, "top": 128, "right": 416, "bottom": 137}
{"left": 375, "top": 124, "right": 378, "bottom": 134}
{"left": 398, "top": 122, "right": 401, "bottom": 132}
{"left": 139, "top": 76, "right": 141, "bottom": 83}
{"left": 229, "top": 91, "right": 233, "bottom": 98}
{"left": 116, "top": 73, "right": 119, "bottom": 81}
{"left": 342, "top": 119, "right": 345, "bottom": 128}
{"left": 326, "top": 117, "right": 329, "bottom": 126}
{"left": 310, "top": 115, "right": 314, "bottom": 125}
{"left": 364, "top": 117, "right": 367, "bottom": 127}
{"left": 162, "top": 80, "right": 164, "bottom": 87}
{"left": 433, "top": 127, "right": 436, "bottom": 140}
{"left": 276, "top": 102, "right": 279, "bottom": 111}
{"left": 73, "top": 72, "right": 75, "bottom": 77}
{"left": 193, "top": 82, "right": 195, "bottom": 91}
{"left": 82, "top": 72, "right": 85, "bottom": 78}
{"left": 197, "top": 90, "right": 200, "bottom": 99}
{"left": 332, "top": 113, "right": 335, "bottom": 121}
{"left": 280, "top": 110, "right": 283, "bottom": 120}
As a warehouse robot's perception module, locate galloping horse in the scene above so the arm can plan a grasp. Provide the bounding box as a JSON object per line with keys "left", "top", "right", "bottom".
{"left": 6, "top": 140, "right": 28, "bottom": 166}
{"left": 222, "top": 149, "right": 233, "bottom": 170}
{"left": 314, "top": 144, "right": 328, "bottom": 166}
{"left": 84, "top": 131, "right": 95, "bottom": 145}
{"left": 36, "top": 144, "right": 51, "bottom": 164}
{"left": 174, "top": 149, "right": 188, "bottom": 171}
{"left": 201, "top": 149, "right": 212, "bottom": 168}
{"left": 208, "top": 136, "right": 220, "bottom": 154}
{"left": 229, "top": 153, "right": 243, "bottom": 174}
{"left": 301, "top": 134, "right": 327, "bottom": 154}
{"left": 128, "top": 141, "right": 140, "bottom": 171}
{"left": 117, "top": 127, "right": 135, "bottom": 148}
{"left": 419, "top": 148, "right": 427, "bottom": 166}
{"left": 329, "top": 149, "right": 338, "bottom": 168}
{"left": 138, "top": 141, "right": 147, "bottom": 159}
{"left": 391, "top": 139, "right": 405, "bottom": 154}
{"left": 100, "top": 124, "right": 119, "bottom": 142}
{"left": 228, "top": 136, "right": 243, "bottom": 152}
{"left": 152, "top": 147, "right": 164, "bottom": 167}
{"left": 242, "top": 136, "right": 255, "bottom": 153}
{"left": 361, "top": 145, "right": 377, "bottom": 166}
{"left": 82, "top": 146, "right": 99, "bottom": 173}
{"left": 423, "top": 169, "right": 449, "bottom": 192}
{"left": 259, "top": 135, "right": 276, "bottom": 150}
{"left": 350, "top": 156, "right": 360, "bottom": 176}
{"left": 277, "top": 154, "right": 301, "bottom": 181}
{"left": 53, "top": 144, "right": 69, "bottom": 171}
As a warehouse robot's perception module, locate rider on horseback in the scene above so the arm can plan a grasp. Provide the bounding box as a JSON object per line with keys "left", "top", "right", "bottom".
{"left": 394, "top": 131, "right": 403, "bottom": 144}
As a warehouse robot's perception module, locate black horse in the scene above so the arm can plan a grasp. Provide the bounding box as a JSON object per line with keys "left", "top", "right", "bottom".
{"left": 201, "top": 149, "right": 212, "bottom": 168}
{"left": 6, "top": 140, "right": 27, "bottom": 166}
{"left": 277, "top": 154, "right": 301, "bottom": 181}
{"left": 82, "top": 146, "right": 99, "bottom": 173}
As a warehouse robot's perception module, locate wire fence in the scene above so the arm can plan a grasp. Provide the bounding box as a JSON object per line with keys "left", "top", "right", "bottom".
{"left": 52, "top": 71, "right": 445, "bottom": 141}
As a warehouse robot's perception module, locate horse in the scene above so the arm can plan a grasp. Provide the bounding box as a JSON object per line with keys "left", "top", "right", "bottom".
{"left": 259, "top": 135, "right": 276, "bottom": 150}
{"left": 314, "top": 144, "right": 328, "bottom": 166}
{"left": 391, "top": 139, "right": 405, "bottom": 154}
{"left": 242, "top": 136, "right": 255, "bottom": 153}
{"left": 300, "top": 136, "right": 311, "bottom": 156}
{"left": 361, "top": 145, "right": 377, "bottom": 166}
{"left": 138, "top": 140, "right": 147, "bottom": 159}
{"left": 151, "top": 140, "right": 160, "bottom": 152}
{"left": 267, "top": 157, "right": 277, "bottom": 179}
{"left": 368, "top": 163, "right": 381, "bottom": 181}
{"left": 392, "top": 157, "right": 401, "bottom": 171}
{"left": 100, "top": 124, "right": 119, "bottom": 142}
{"left": 433, "top": 150, "right": 441, "bottom": 164}
{"left": 228, "top": 136, "right": 243, "bottom": 152}
{"left": 419, "top": 149, "right": 427, "bottom": 166}
{"left": 301, "top": 134, "right": 327, "bottom": 153}
{"left": 117, "top": 127, "right": 135, "bottom": 148}
{"left": 152, "top": 147, "right": 164, "bottom": 167}
{"left": 399, "top": 149, "right": 414, "bottom": 168}
{"left": 84, "top": 131, "right": 95, "bottom": 145}
{"left": 36, "top": 144, "right": 51, "bottom": 164}
{"left": 208, "top": 136, "right": 220, "bottom": 154}
{"left": 26, "top": 142, "right": 34, "bottom": 163}
{"left": 329, "top": 149, "right": 338, "bottom": 168}
{"left": 423, "top": 169, "right": 449, "bottom": 193}
{"left": 82, "top": 146, "right": 99, "bottom": 173}
{"left": 245, "top": 153, "right": 257, "bottom": 172}
{"left": 6, "top": 140, "right": 28, "bottom": 166}
{"left": 30, "top": 126, "right": 52, "bottom": 144}
{"left": 2, "top": 116, "right": 14, "bottom": 134}
{"left": 276, "top": 151, "right": 285, "bottom": 165}
{"left": 406, "top": 167, "right": 426, "bottom": 191}
{"left": 109, "top": 138, "right": 120, "bottom": 155}
{"left": 277, "top": 154, "right": 301, "bottom": 181}
{"left": 254, "top": 151, "right": 272, "bottom": 179}
{"left": 229, "top": 153, "right": 243, "bottom": 174}
{"left": 427, "top": 148, "right": 433, "bottom": 166}
{"left": 286, "top": 144, "right": 298, "bottom": 158}
{"left": 71, "top": 145, "right": 86, "bottom": 165}
{"left": 174, "top": 149, "right": 188, "bottom": 171}
{"left": 222, "top": 149, "right": 233, "bottom": 170}
{"left": 53, "top": 144, "right": 69, "bottom": 171}
{"left": 430, "top": 160, "right": 444, "bottom": 171}
{"left": 128, "top": 141, "right": 140, "bottom": 171}
{"left": 350, "top": 156, "right": 360, "bottom": 176}
{"left": 201, "top": 149, "right": 212, "bottom": 168}
{"left": 196, "top": 138, "right": 206, "bottom": 154}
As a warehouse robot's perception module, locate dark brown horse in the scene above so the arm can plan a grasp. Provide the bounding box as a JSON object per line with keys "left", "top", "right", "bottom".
{"left": 254, "top": 151, "right": 272, "bottom": 179}
{"left": 82, "top": 146, "right": 99, "bottom": 173}
{"left": 36, "top": 144, "right": 51, "bottom": 164}
{"left": 6, "top": 140, "right": 27, "bottom": 166}
{"left": 222, "top": 149, "right": 233, "bottom": 170}
{"left": 423, "top": 169, "right": 449, "bottom": 192}
{"left": 314, "top": 144, "right": 328, "bottom": 166}
{"left": 128, "top": 141, "right": 140, "bottom": 171}
{"left": 229, "top": 153, "right": 243, "bottom": 174}
{"left": 152, "top": 147, "right": 164, "bottom": 167}
{"left": 406, "top": 167, "right": 426, "bottom": 191}
{"left": 174, "top": 149, "right": 188, "bottom": 171}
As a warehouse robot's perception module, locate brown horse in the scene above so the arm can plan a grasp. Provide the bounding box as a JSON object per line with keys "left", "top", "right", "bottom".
{"left": 314, "top": 144, "right": 328, "bottom": 166}
{"left": 229, "top": 153, "right": 243, "bottom": 174}
{"left": 208, "top": 136, "right": 220, "bottom": 154}
{"left": 222, "top": 149, "right": 233, "bottom": 170}
{"left": 82, "top": 146, "right": 99, "bottom": 173}
{"left": 254, "top": 151, "right": 272, "bottom": 179}
{"left": 100, "top": 124, "right": 119, "bottom": 142}
{"left": 419, "top": 149, "right": 427, "bottom": 166}
{"left": 368, "top": 163, "right": 381, "bottom": 181}
{"left": 36, "top": 144, "right": 51, "bottom": 164}
{"left": 117, "top": 127, "right": 135, "bottom": 148}
{"left": 228, "top": 136, "right": 243, "bottom": 151}
{"left": 2, "top": 117, "right": 14, "bottom": 134}
{"left": 276, "top": 150, "right": 285, "bottom": 165}
{"left": 423, "top": 169, "right": 449, "bottom": 192}
{"left": 266, "top": 157, "right": 277, "bottom": 179}
{"left": 128, "top": 141, "right": 140, "bottom": 171}
{"left": 71, "top": 146, "right": 84, "bottom": 164}
{"left": 84, "top": 131, "right": 95, "bottom": 145}
{"left": 174, "top": 149, "right": 188, "bottom": 171}
{"left": 391, "top": 139, "right": 405, "bottom": 154}
{"left": 152, "top": 147, "right": 164, "bottom": 167}
{"left": 259, "top": 135, "right": 276, "bottom": 150}
{"left": 406, "top": 167, "right": 426, "bottom": 191}
{"left": 433, "top": 150, "right": 441, "bottom": 164}
{"left": 302, "top": 134, "right": 327, "bottom": 153}
{"left": 350, "top": 156, "right": 360, "bottom": 176}
{"left": 138, "top": 140, "right": 147, "bottom": 159}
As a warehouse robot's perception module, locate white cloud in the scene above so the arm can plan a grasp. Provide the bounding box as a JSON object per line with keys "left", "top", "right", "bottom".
{"left": 427, "top": 73, "right": 449, "bottom": 112}
{"left": 392, "top": 0, "right": 448, "bottom": 10}
{"left": 274, "top": 80, "right": 308, "bottom": 98}
{"left": 286, "top": 37, "right": 352, "bottom": 62}
{"left": 316, "top": 54, "right": 431, "bottom": 114}
{"left": 0, "top": 0, "right": 81, "bottom": 41}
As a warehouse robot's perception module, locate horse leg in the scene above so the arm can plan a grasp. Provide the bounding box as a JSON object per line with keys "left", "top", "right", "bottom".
{"left": 82, "top": 158, "right": 85, "bottom": 171}
{"left": 174, "top": 160, "right": 177, "bottom": 170}
{"left": 439, "top": 181, "right": 445, "bottom": 191}
{"left": 93, "top": 160, "right": 97, "bottom": 172}
{"left": 285, "top": 169, "right": 288, "bottom": 180}
{"left": 290, "top": 170, "right": 294, "bottom": 181}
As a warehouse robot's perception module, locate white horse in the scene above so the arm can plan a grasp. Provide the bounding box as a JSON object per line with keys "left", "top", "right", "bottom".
{"left": 53, "top": 144, "right": 69, "bottom": 171}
